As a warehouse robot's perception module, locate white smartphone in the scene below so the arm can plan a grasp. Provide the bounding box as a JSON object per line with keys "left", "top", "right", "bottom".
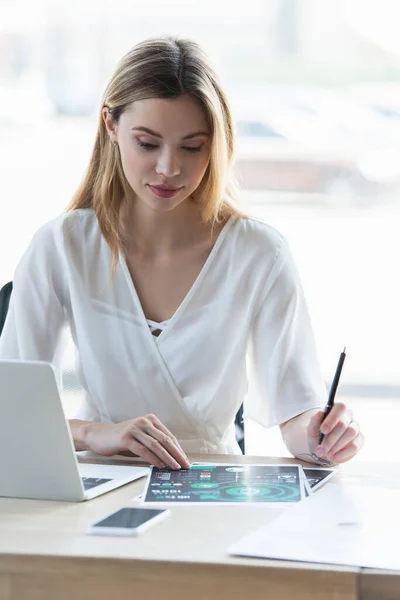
{"left": 86, "top": 507, "right": 170, "bottom": 536}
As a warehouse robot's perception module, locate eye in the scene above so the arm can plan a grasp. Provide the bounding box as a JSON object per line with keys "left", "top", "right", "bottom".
{"left": 137, "top": 140, "right": 158, "bottom": 151}
{"left": 182, "top": 146, "right": 202, "bottom": 153}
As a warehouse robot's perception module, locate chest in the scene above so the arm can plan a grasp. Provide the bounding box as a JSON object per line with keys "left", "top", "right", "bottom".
{"left": 124, "top": 244, "right": 213, "bottom": 323}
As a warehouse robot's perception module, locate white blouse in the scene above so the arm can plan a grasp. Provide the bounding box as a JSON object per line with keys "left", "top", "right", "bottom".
{"left": 0, "top": 209, "right": 326, "bottom": 454}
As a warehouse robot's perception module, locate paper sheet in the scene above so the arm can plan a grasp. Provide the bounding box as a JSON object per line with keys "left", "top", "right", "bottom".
{"left": 228, "top": 483, "right": 400, "bottom": 570}
{"left": 141, "top": 463, "right": 306, "bottom": 506}
{"left": 133, "top": 465, "right": 334, "bottom": 503}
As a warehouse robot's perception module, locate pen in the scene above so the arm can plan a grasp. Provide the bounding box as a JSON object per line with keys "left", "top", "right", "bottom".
{"left": 318, "top": 347, "right": 347, "bottom": 445}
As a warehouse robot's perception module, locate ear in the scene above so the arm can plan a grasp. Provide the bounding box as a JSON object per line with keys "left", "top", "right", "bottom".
{"left": 102, "top": 107, "right": 118, "bottom": 143}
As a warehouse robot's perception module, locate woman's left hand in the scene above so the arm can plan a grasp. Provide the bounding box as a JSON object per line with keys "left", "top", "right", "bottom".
{"left": 307, "top": 402, "right": 364, "bottom": 464}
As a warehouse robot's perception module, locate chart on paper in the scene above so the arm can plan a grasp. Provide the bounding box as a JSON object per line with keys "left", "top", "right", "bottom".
{"left": 141, "top": 464, "right": 305, "bottom": 505}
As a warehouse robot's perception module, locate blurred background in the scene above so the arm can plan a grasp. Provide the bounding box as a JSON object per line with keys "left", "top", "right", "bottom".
{"left": 1, "top": 0, "right": 399, "bottom": 460}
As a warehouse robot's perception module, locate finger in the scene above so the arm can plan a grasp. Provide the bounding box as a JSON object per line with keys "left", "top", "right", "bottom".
{"left": 307, "top": 410, "right": 326, "bottom": 439}
{"left": 134, "top": 431, "right": 184, "bottom": 470}
{"left": 148, "top": 414, "right": 183, "bottom": 448}
{"left": 326, "top": 421, "right": 360, "bottom": 460}
{"left": 319, "top": 402, "right": 348, "bottom": 435}
{"left": 317, "top": 419, "right": 349, "bottom": 456}
{"left": 126, "top": 439, "right": 166, "bottom": 469}
{"left": 147, "top": 424, "right": 190, "bottom": 469}
{"left": 154, "top": 421, "right": 184, "bottom": 451}
{"left": 329, "top": 433, "right": 364, "bottom": 464}
{"left": 148, "top": 416, "right": 190, "bottom": 464}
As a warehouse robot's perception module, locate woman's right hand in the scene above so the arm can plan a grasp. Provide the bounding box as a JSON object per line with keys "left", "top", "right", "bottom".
{"left": 82, "top": 414, "right": 190, "bottom": 470}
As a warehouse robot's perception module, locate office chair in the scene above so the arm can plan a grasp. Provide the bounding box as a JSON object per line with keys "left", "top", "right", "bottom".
{"left": 0, "top": 281, "right": 12, "bottom": 336}
{"left": 0, "top": 279, "right": 245, "bottom": 452}
{"left": 234, "top": 403, "right": 245, "bottom": 454}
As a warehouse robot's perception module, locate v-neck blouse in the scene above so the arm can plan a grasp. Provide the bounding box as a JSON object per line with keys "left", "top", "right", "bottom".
{"left": 0, "top": 208, "right": 326, "bottom": 454}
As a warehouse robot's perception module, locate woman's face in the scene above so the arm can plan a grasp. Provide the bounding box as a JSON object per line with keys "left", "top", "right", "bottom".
{"left": 103, "top": 95, "right": 211, "bottom": 213}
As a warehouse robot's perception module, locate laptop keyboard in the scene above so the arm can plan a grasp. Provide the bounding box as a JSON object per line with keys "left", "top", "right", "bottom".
{"left": 81, "top": 477, "right": 112, "bottom": 491}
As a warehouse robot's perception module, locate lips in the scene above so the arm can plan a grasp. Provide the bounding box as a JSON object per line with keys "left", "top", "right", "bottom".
{"left": 147, "top": 184, "right": 182, "bottom": 199}
{"left": 150, "top": 184, "right": 180, "bottom": 190}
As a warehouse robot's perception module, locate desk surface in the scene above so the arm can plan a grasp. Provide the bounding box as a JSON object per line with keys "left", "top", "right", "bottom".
{"left": 1, "top": 454, "right": 399, "bottom": 600}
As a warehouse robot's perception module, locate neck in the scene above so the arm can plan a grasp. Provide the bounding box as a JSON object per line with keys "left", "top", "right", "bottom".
{"left": 121, "top": 196, "right": 208, "bottom": 256}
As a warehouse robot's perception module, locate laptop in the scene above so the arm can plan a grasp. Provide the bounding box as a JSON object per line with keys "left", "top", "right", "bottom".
{"left": 0, "top": 360, "right": 149, "bottom": 501}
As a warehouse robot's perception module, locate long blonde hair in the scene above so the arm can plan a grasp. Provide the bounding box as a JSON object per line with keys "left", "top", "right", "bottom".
{"left": 67, "top": 36, "right": 245, "bottom": 269}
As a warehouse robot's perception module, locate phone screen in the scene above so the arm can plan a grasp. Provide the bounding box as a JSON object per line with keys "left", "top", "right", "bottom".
{"left": 93, "top": 507, "right": 167, "bottom": 529}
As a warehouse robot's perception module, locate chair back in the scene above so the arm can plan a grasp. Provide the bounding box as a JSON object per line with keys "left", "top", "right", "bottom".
{"left": 0, "top": 282, "right": 13, "bottom": 336}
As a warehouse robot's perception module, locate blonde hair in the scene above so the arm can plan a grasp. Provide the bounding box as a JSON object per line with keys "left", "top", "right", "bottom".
{"left": 67, "top": 36, "right": 245, "bottom": 269}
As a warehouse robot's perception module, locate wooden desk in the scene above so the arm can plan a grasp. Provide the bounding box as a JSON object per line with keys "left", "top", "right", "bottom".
{"left": 361, "top": 571, "right": 400, "bottom": 600}
{"left": 0, "top": 454, "right": 395, "bottom": 600}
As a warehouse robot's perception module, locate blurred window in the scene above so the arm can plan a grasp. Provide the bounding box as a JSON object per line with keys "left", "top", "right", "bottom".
{"left": 0, "top": 0, "right": 399, "bottom": 459}
{"left": 236, "top": 120, "right": 284, "bottom": 138}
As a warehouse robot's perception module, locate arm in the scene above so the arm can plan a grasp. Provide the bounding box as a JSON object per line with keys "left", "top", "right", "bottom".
{"left": 69, "top": 419, "right": 93, "bottom": 451}
{"left": 0, "top": 221, "right": 189, "bottom": 470}
{"left": 247, "top": 237, "right": 363, "bottom": 464}
{"left": 246, "top": 237, "right": 326, "bottom": 431}
{"left": 0, "top": 221, "right": 67, "bottom": 367}
{"left": 69, "top": 416, "right": 190, "bottom": 469}
{"left": 280, "top": 408, "right": 321, "bottom": 460}
{"left": 0, "top": 221, "right": 191, "bottom": 469}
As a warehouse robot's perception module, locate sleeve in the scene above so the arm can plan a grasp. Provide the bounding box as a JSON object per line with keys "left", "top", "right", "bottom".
{"left": 0, "top": 221, "right": 68, "bottom": 377}
{"left": 245, "top": 237, "right": 327, "bottom": 428}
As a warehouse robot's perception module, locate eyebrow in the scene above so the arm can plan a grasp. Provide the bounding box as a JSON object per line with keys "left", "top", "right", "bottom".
{"left": 130, "top": 126, "right": 210, "bottom": 140}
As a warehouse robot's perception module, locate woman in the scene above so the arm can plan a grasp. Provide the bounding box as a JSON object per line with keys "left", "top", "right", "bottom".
{"left": 0, "top": 36, "right": 363, "bottom": 469}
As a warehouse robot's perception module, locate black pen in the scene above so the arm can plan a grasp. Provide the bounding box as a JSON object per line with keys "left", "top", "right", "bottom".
{"left": 318, "top": 347, "right": 347, "bottom": 445}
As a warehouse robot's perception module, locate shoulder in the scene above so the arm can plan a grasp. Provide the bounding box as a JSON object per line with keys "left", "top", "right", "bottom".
{"left": 15, "top": 210, "right": 98, "bottom": 273}
{"left": 229, "top": 217, "right": 305, "bottom": 311}
{"left": 30, "top": 209, "right": 97, "bottom": 248}
{"left": 229, "top": 215, "right": 287, "bottom": 261}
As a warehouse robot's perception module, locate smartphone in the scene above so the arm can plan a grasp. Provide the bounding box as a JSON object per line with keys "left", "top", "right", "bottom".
{"left": 86, "top": 507, "right": 170, "bottom": 536}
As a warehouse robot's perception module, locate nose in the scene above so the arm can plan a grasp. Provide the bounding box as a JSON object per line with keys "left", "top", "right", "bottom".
{"left": 155, "top": 149, "right": 181, "bottom": 178}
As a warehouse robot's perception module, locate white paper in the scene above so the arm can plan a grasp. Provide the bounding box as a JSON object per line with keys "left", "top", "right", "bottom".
{"left": 228, "top": 483, "right": 400, "bottom": 570}
{"left": 300, "top": 470, "right": 312, "bottom": 497}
